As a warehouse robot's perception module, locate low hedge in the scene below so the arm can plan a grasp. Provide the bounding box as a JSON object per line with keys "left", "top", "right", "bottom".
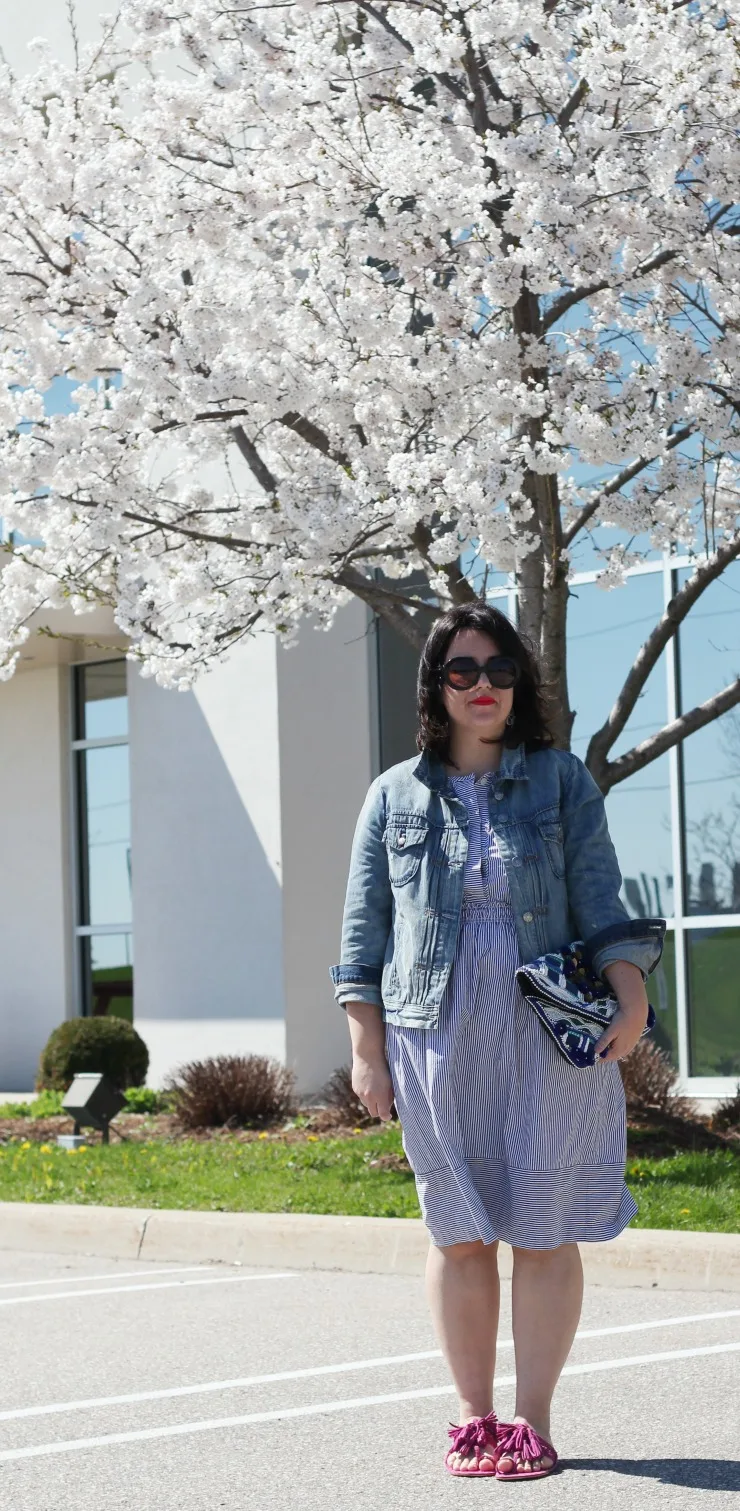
{"left": 37, "top": 1017, "right": 149, "bottom": 1092}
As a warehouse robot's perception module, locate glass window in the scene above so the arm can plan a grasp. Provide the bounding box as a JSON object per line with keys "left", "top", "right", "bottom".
{"left": 73, "top": 659, "right": 134, "bottom": 1020}
{"left": 82, "top": 934, "right": 134, "bottom": 1023}
{"left": 76, "top": 659, "right": 128, "bottom": 741}
{"left": 78, "top": 746, "right": 132, "bottom": 926}
{"left": 686, "top": 926, "right": 740, "bottom": 1076}
{"left": 679, "top": 563, "right": 740, "bottom": 915}
{"left": 567, "top": 572, "right": 673, "bottom": 919}
{"left": 648, "top": 929, "right": 679, "bottom": 1066}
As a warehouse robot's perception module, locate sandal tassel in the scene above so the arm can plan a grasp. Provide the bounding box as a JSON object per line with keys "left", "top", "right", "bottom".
{"left": 445, "top": 1410, "right": 499, "bottom": 1473}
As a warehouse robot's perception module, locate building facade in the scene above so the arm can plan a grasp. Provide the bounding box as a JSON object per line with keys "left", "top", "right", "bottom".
{"left": 1, "top": 559, "right": 738, "bottom": 1107}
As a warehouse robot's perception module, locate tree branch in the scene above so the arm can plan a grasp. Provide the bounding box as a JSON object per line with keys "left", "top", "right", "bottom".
{"left": 278, "top": 410, "right": 352, "bottom": 469}
{"left": 543, "top": 248, "right": 678, "bottom": 332}
{"left": 334, "top": 563, "right": 434, "bottom": 650}
{"left": 597, "top": 678, "right": 740, "bottom": 792}
{"left": 411, "top": 519, "right": 479, "bottom": 606}
{"left": 586, "top": 533, "right": 740, "bottom": 785}
{"left": 562, "top": 423, "right": 694, "bottom": 547}
{"left": 231, "top": 424, "right": 278, "bottom": 494}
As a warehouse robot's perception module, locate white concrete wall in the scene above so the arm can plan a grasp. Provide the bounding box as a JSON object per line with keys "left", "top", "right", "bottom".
{"left": 278, "top": 598, "right": 377, "bottom": 1095}
{"left": 0, "top": 665, "right": 73, "bottom": 1089}
{"left": 128, "top": 636, "right": 286, "bottom": 1088}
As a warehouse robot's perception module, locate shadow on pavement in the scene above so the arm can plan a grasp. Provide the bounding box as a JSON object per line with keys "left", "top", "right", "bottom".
{"left": 569, "top": 1459, "right": 740, "bottom": 1492}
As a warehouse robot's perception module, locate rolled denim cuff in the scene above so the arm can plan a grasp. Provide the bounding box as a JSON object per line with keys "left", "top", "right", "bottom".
{"left": 585, "top": 918, "right": 666, "bottom": 981}
{"left": 329, "top": 963, "right": 384, "bottom": 1011}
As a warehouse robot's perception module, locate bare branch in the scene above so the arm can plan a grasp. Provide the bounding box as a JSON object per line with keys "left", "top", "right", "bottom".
{"left": 586, "top": 533, "right": 740, "bottom": 785}
{"left": 598, "top": 678, "right": 740, "bottom": 792}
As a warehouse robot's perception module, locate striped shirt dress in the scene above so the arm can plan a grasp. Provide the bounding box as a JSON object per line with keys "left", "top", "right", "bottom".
{"left": 385, "top": 768, "right": 638, "bottom": 1250}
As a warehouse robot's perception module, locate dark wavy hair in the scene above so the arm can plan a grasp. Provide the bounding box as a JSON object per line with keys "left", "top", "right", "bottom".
{"left": 416, "top": 602, "right": 554, "bottom": 765}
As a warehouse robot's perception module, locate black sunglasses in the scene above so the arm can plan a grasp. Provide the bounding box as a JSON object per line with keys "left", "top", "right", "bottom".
{"left": 439, "top": 654, "right": 520, "bottom": 691}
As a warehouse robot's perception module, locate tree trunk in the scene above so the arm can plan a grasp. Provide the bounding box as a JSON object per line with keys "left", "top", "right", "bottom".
{"left": 512, "top": 289, "right": 574, "bottom": 748}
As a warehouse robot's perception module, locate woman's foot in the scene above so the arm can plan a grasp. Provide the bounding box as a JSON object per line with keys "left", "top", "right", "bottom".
{"left": 495, "top": 1417, "right": 557, "bottom": 1477}
{"left": 445, "top": 1410, "right": 500, "bottom": 1475}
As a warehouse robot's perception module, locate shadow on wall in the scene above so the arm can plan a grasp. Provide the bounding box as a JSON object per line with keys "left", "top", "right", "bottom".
{"left": 129, "top": 669, "right": 285, "bottom": 1026}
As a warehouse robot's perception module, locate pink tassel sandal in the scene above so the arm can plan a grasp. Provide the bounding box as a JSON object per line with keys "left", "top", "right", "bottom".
{"left": 494, "top": 1421, "right": 558, "bottom": 1479}
{"left": 445, "top": 1410, "right": 500, "bottom": 1476}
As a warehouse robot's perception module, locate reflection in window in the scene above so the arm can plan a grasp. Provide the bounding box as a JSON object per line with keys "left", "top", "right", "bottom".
{"left": 73, "top": 660, "right": 134, "bottom": 1020}
{"left": 687, "top": 927, "right": 740, "bottom": 1076}
{"left": 647, "top": 930, "right": 679, "bottom": 1066}
{"left": 679, "top": 563, "right": 740, "bottom": 915}
{"left": 82, "top": 933, "right": 134, "bottom": 1022}
{"left": 567, "top": 574, "right": 673, "bottom": 920}
{"left": 78, "top": 746, "right": 132, "bottom": 926}
{"left": 76, "top": 658, "right": 128, "bottom": 740}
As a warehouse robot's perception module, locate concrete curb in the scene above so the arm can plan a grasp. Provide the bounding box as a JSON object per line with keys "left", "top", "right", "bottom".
{"left": 0, "top": 1203, "right": 739, "bottom": 1290}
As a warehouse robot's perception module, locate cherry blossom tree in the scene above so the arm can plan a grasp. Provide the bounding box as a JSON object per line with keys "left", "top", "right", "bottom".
{"left": 0, "top": 0, "right": 738, "bottom": 789}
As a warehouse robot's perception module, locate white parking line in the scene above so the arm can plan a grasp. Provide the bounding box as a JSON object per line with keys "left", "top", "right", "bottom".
{"left": 0, "top": 1266, "right": 223, "bottom": 1291}
{"left": 0, "top": 1274, "right": 295, "bottom": 1307}
{"left": 1, "top": 1305, "right": 736, "bottom": 1424}
{"left": 0, "top": 1341, "right": 737, "bottom": 1464}
{"left": 1, "top": 1306, "right": 737, "bottom": 1423}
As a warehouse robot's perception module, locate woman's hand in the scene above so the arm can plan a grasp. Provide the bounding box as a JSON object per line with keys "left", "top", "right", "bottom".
{"left": 595, "top": 960, "right": 650, "bottom": 1063}
{"left": 344, "top": 999, "right": 396, "bottom": 1122}
{"left": 352, "top": 1053, "right": 395, "bottom": 1122}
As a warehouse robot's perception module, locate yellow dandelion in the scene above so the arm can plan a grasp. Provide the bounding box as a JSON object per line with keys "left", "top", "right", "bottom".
{"left": 306, "top": 1135, "right": 318, "bottom": 1142}
{"left": 258, "top": 1132, "right": 269, "bottom": 1140}
{"left": 66, "top": 1148, "right": 77, "bottom": 1156}
{"left": 39, "top": 1144, "right": 52, "bottom": 1154}
{"left": 20, "top": 1141, "right": 31, "bottom": 1150}
{"left": 679, "top": 1208, "right": 691, "bottom": 1214}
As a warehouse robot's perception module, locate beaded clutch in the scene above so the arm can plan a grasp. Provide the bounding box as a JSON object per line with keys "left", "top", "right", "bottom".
{"left": 515, "top": 940, "right": 656, "bottom": 1069}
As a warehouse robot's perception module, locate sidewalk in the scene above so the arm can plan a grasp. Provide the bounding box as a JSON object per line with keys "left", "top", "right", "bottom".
{"left": 1, "top": 1202, "right": 738, "bottom": 1289}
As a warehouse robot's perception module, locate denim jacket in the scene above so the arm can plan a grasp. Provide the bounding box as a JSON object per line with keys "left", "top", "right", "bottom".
{"left": 329, "top": 743, "right": 665, "bottom": 1030}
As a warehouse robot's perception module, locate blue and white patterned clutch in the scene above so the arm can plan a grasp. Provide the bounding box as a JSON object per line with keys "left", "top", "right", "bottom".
{"left": 515, "top": 941, "right": 656, "bottom": 1069}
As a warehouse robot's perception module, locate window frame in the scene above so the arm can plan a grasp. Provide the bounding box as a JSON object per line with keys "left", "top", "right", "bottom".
{"left": 70, "top": 656, "right": 133, "bottom": 1020}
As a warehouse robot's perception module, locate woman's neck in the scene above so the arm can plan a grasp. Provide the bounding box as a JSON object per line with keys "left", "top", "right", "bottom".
{"left": 444, "top": 735, "right": 505, "bottom": 777}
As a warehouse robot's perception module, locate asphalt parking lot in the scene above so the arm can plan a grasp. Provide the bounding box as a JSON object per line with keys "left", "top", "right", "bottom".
{"left": 0, "top": 1248, "right": 738, "bottom": 1511}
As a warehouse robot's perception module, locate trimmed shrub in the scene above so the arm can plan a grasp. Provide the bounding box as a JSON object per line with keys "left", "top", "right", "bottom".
{"left": 710, "top": 1085, "right": 740, "bottom": 1134}
{"left": 37, "top": 1017, "right": 149, "bottom": 1092}
{"left": 166, "top": 1054, "right": 297, "bottom": 1130}
{"left": 619, "top": 1039, "right": 693, "bottom": 1119}
{"left": 320, "top": 1064, "right": 374, "bottom": 1127}
{"left": 124, "top": 1086, "right": 172, "bottom": 1115}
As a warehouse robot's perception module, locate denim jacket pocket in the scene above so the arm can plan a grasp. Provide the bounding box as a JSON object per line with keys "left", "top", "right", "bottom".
{"left": 538, "top": 819, "right": 566, "bottom": 879}
{"left": 384, "top": 817, "right": 429, "bottom": 886}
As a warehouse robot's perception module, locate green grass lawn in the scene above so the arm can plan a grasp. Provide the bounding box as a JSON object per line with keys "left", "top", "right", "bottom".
{"left": 0, "top": 1125, "right": 738, "bottom": 1231}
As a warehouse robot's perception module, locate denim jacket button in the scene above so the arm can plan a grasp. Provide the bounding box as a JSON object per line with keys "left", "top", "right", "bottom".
{"left": 522, "top": 910, "right": 534, "bottom": 923}
{"left": 493, "top": 789, "right": 504, "bottom": 801}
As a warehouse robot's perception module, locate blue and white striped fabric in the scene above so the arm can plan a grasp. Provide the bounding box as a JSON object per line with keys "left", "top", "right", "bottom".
{"left": 385, "top": 768, "right": 638, "bottom": 1250}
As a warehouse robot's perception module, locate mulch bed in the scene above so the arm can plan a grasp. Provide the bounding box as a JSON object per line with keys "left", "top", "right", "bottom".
{"left": 1, "top": 1105, "right": 737, "bottom": 1164}
{"left": 0, "top": 1105, "right": 378, "bottom": 1148}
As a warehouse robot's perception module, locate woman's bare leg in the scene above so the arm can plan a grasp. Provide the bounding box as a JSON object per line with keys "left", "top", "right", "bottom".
{"left": 498, "top": 1241, "right": 584, "bottom": 1474}
{"left": 425, "top": 1238, "right": 500, "bottom": 1469}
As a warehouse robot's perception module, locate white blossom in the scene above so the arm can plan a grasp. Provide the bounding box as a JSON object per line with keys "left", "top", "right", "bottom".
{"left": 0, "top": 0, "right": 736, "bottom": 699}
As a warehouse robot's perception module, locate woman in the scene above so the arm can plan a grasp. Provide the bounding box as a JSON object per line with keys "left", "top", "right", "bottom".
{"left": 329, "top": 602, "right": 664, "bottom": 1480}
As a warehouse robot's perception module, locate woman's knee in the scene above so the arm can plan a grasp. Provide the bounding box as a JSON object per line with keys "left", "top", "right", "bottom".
{"left": 511, "top": 1241, "right": 580, "bottom": 1266}
{"left": 437, "top": 1238, "right": 499, "bottom": 1263}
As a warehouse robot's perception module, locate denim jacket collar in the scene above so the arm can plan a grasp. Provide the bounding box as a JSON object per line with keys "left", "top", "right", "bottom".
{"left": 412, "top": 742, "right": 530, "bottom": 793}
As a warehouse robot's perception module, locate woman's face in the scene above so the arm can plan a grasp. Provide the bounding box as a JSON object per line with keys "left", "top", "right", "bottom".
{"left": 440, "top": 628, "right": 515, "bottom": 742}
